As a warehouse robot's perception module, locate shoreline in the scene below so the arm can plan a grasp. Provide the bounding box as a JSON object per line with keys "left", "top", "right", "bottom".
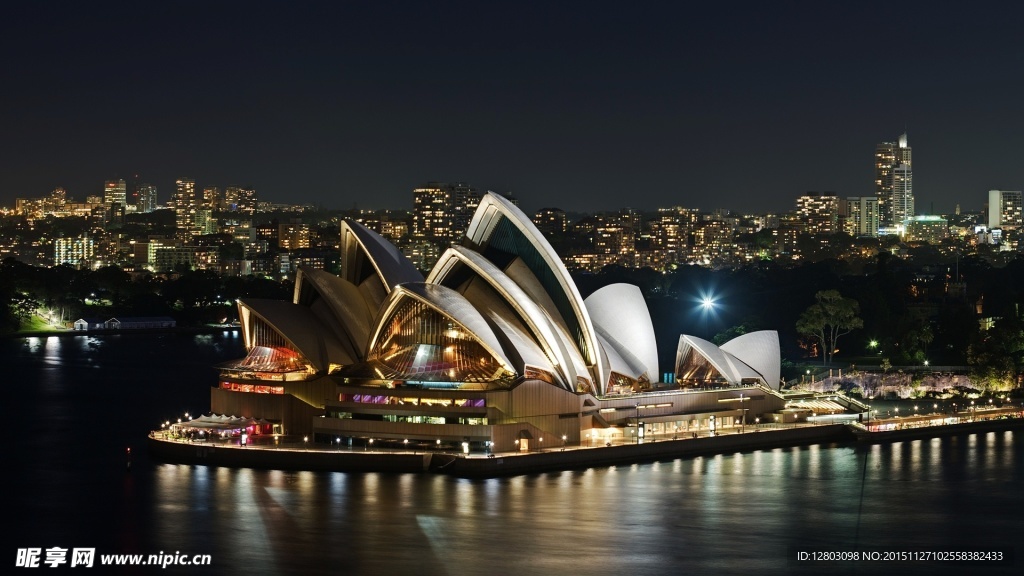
{"left": 146, "top": 417, "right": 1024, "bottom": 478}
{"left": 148, "top": 424, "right": 853, "bottom": 477}
{"left": 144, "top": 414, "right": 1024, "bottom": 477}
{"left": 849, "top": 415, "right": 1024, "bottom": 442}
{"left": 5, "top": 325, "right": 239, "bottom": 338}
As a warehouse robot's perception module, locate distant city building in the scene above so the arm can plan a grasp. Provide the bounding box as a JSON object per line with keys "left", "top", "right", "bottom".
{"left": 450, "top": 182, "right": 480, "bottom": 237}
{"left": 173, "top": 178, "right": 197, "bottom": 240}
{"left": 104, "top": 179, "right": 126, "bottom": 208}
{"left": 594, "top": 223, "right": 635, "bottom": 256}
{"left": 986, "top": 189, "right": 1023, "bottom": 230}
{"left": 648, "top": 207, "right": 698, "bottom": 263}
{"left": 904, "top": 215, "right": 949, "bottom": 244}
{"left": 533, "top": 208, "right": 567, "bottom": 235}
{"left": 843, "top": 196, "right": 880, "bottom": 237}
{"left": 225, "top": 186, "right": 257, "bottom": 215}
{"left": 54, "top": 235, "right": 95, "bottom": 267}
{"left": 694, "top": 220, "right": 733, "bottom": 249}
{"left": 278, "top": 222, "right": 311, "bottom": 250}
{"left": 876, "top": 133, "right": 912, "bottom": 227}
{"left": 380, "top": 218, "right": 409, "bottom": 241}
{"left": 195, "top": 208, "right": 218, "bottom": 235}
{"left": 795, "top": 192, "right": 839, "bottom": 235}
{"left": 890, "top": 163, "right": 914, "bottom": 225}
{"left": 48, "top": 187, "right": 68, "bottom": 213}
{"left": 412, "top": 182, "right": 481, "bottom": 242}
{"left": 412, "top": 183, "right": 452, "bottom": 240}
{"left": 134, "top": 183, "right": 158, "bottom": 213}
{"left": 202, "top": 187, "right": 221, "bottom": 210}
{"left": 154, "top": 245, "right": 197, "bottom": 272}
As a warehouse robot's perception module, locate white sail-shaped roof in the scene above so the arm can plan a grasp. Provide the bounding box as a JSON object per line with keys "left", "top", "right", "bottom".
{"left": 462, "top": 192, "right": 604, "bottom": 387}
{"left": 720, "top": 330, "right": 781, "bottom": 390}
{"left": 674, "top": 334, "right": 765, "bottom": 385}
{"left": 340, "top": 220, "right": 422, "bottom": 309}
{"left": 366, "top": 282, "right": 515, "bottom": 376}
{"left": 428, "top": 245, "right": 588, "bottom": 391}
{"left": 585, "top": 283, "right": 659, "bottom": 382}
{"left": 237, "top": 298, "right": 354, "bottom": 371}
{"left": 293, "top": 267, "right": 376, "bottom": 362}
{"left": 481, "top": 309, "right": 553, "bottom": 381}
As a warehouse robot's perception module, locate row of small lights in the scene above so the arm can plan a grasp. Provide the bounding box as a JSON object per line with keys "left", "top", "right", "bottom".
{"left": 867, "top": 396, "right": 1016, "bottom": 419}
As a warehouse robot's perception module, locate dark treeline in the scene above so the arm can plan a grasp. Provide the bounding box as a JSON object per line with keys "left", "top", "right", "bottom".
{"left": 0, "top": 258, "right": 291, "bottom": 332}
{"left": 5, "top": 252, "right": 1024, "bottom": 387}
{"left": 573, "top": 253, "right": 1024, "bottom": 385}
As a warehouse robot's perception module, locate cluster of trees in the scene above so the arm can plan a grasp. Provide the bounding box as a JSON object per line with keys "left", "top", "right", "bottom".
{"left": 0, "top": 258, "right": 290, "bottom": 333}
{"left": 6, "top": 246, "right": 1024, "bottom": 389}
{"left": 573, "top": 251, "right": 1024, "bottom": 387}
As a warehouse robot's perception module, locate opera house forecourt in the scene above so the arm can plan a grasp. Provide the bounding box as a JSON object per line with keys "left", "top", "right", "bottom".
{"left": 155, "top": 193, "right": 796, "bottom": 465}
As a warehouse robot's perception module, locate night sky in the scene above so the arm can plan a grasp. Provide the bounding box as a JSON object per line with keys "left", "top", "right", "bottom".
{"left": 3, "top": 1, "right": 1022, "bottom": 215}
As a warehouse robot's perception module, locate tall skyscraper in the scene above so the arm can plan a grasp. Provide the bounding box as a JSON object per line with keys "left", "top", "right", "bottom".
{"left": 134, "top": 183, "right": 158, "bottom": 213}
{"left": 844, "top": 196, "right": 880, "bottom": 237}
{"left": 450, "top": 182, "right": 480, "bottom": 237}
{"left": 413, "top": 183, "right": 451, "bottom": 239}
{"left": 987, "top": 189, "right": 1023, "bottom": 230}
{"left": 875, "top": 133, "right": 912, "bottom": 227}
{"left": 173, "top": 178, "right": 197, "bottom": 240}
{"left": 104, "top": 178, "right": 127, "bottom": 208}
{"left": 890, "top": 163, "right": 914, "bottom": 226}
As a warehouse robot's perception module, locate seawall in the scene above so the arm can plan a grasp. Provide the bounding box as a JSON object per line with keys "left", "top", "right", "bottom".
{"left": 146, "top": 436, "right": 432, "bottom": 473}
{"left": 849, "top": 416, "right": 1024, "bottom": 443}
{"left": 438, "top": 424, "right": 852, "bottom": 478}
{"left": 147, "top": 424, "right": 855, "bottom": 478}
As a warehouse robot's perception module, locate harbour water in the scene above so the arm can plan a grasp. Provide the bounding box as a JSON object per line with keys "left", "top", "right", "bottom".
{"left": 7, "top": 333, "right": 1023, "bottom": 575}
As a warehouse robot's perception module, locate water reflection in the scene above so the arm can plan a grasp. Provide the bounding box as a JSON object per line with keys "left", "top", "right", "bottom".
{"left": 10, "top": 333, "right": 1023, "bottom": 576}
{"left": 128, "top": 431, "right": 1024, "bottom": 575}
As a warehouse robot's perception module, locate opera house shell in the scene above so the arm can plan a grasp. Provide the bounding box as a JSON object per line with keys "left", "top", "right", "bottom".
{"left": 214, "top": 193, "right": 787, "bottom": 451}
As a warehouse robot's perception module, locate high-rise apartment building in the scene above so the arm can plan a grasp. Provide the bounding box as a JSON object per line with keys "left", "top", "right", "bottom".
{"left": 413, "top": 183, "right": 451, "bottom": 239}
{"left": 278, "top": 222, "right": 311, "bottom": 250}
{"left": 843, "top": 197, "right": 880, "bottom": 237}
{"left": 987, "top": 189, "right": 1023, "bottom": 230}
{"left": 54, "top": 235, "right": 95, "bottom": 268}
{"left": 450, "top": 182, "right": 480, "bottom": 237}
{"left": 534, "top": 208, "right": 568, "bottom": 235}
{"left": 795, "top": 192, "right": 839, "bottom": 234}
{"left": 224, "top": 186, "right": 257, "bottom": 215}
{"left": 594, "top": 223, "right": 635, "bottom": 255}
{"left": 875, "top": 133, "right": 912, "bottom": 227}
{"left": 412, "top": 182, "right": 481, "bottom": 242}
{"left": 173, "top": 178, "right": 197, "bottom": 240}
{"left": 890, "top": 163, "right": 914, "bottom": 226}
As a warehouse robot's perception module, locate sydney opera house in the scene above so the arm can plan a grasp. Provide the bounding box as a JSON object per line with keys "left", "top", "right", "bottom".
{"left": 212, "top": 193, "right": 788, "bottom": 452}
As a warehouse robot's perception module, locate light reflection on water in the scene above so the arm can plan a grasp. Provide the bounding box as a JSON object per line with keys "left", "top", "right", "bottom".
{"left": 127, "top": 432, "right": 1024, "bottom": 576}
{"left": 8, "top": 334, "right": 1024, "bottom": 576}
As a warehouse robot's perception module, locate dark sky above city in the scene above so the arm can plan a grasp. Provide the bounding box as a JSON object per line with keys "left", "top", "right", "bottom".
{"left": 2, "top": 1, "right": 1022, "bottom": 215}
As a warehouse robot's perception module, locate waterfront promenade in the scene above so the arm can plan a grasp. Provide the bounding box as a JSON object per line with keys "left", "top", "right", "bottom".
{"left": 147, "top": 410, "right": 1024, "bottom": 478}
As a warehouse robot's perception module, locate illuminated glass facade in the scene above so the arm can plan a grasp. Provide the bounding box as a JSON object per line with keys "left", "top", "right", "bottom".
{"left": 368, "top": 297, "right": 515, "bottom": 384}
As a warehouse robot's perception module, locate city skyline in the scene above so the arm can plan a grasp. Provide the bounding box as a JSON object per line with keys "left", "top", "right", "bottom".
{"left": 3, "top": 2, "right": 1023, "bottom": 215}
